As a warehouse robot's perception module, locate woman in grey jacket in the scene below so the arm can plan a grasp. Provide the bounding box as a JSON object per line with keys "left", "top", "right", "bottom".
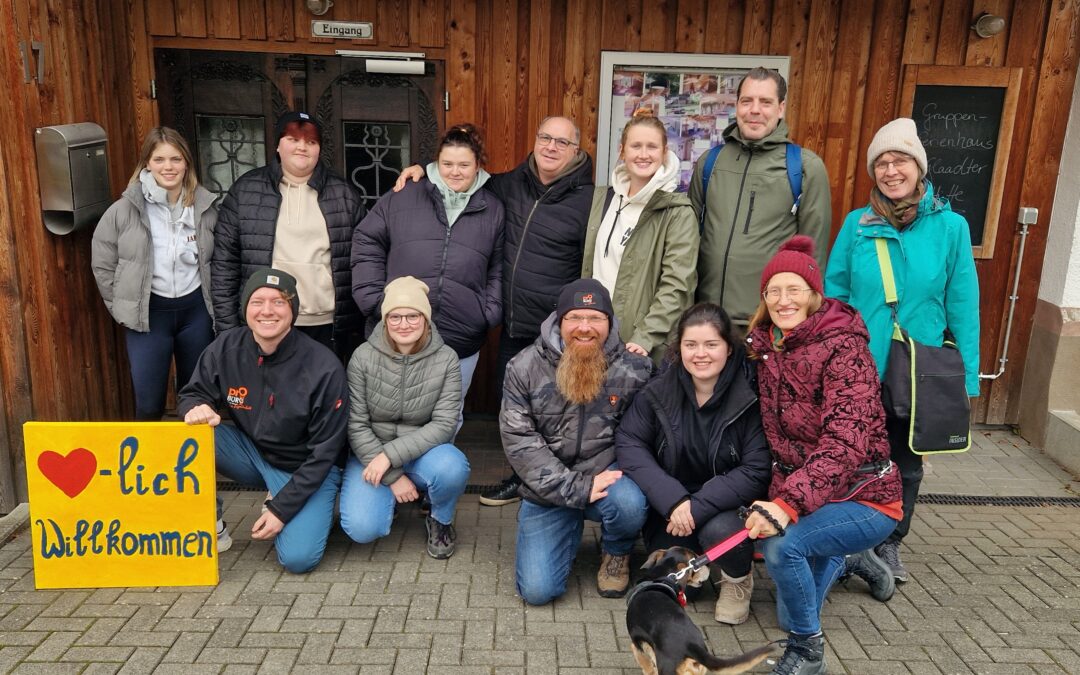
{"left": 91, "top": 127, "right": 216, "bottom": 420}
{"left": 340, "top": 276, "right": 470, "bottom": 559}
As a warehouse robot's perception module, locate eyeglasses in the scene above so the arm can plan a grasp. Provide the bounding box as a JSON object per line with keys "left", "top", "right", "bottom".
{"left": 762, "top": 287, "right": 813, "bottom": 302}
{"left": 561, "top": 314, "right": 607, "bottom": 326}
{"left": 536, "top": 132, "right": 578, "bottom": 151}
{"left": 386, "top": 313, "right": 423, "bottom": 327}
{"left": 873, "top": 155, "right": 913, "bottom": 173}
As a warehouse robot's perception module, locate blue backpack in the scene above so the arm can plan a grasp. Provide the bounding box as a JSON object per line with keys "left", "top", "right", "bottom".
{"left": 698, "top": 142, "right": 803, "bottom": 233}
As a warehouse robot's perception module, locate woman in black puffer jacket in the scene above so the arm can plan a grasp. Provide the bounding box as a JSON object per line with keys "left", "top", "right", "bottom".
{"left": 616, "top": 303, "right": 770, "bottom": 626}
{"left": 351, "top": 124, "right": 503, "bottom": 419}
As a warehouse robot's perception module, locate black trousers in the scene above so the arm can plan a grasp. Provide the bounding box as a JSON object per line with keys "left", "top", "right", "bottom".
{"left": 885, "top": 414, "right": 923, "bottom": 543}
{"left": 642, "top": 506, "right": 753, "bottom": 578}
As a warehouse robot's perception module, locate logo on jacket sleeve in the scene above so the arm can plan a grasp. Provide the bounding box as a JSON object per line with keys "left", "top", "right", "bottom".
{"left": 609, "top": 394, "right": 619, "bottom": 407}
{"left": 227, "top": 386, "right": 252, "bottom": 411}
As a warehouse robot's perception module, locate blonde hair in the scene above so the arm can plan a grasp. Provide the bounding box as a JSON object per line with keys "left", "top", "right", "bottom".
{"left": 129, "top": 127, "right": 199, "bottom": 207}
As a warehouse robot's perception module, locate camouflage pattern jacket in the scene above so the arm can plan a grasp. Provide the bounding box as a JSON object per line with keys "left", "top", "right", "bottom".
{"left": 500, "top": 313, "right": 653, "bottom": 509}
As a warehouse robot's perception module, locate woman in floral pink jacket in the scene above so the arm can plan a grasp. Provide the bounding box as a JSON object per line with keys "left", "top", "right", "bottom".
{"left": 743, "top": 235, "right": 902, "bottom": 675}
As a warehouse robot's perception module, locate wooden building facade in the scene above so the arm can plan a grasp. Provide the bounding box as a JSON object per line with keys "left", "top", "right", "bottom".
{"left": 1, "top": 0, "right": 1078, "bottom": 512}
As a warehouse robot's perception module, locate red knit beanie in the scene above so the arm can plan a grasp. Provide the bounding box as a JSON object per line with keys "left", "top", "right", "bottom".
{"left": 760, "top": 235, "right": 823, "bottom": 295}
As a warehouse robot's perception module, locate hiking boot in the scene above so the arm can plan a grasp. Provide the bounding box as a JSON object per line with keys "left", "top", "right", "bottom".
{"left": 479, "top": 474, "right": 521, "bottom": 506}
{"left": 714, "top": 571, "right": 753, "bottom": 624}
{"left": 425, "top": 516, "right": 456, "bottom": 559}
{"left": 597, "top": 552, "right": 630, "bottom": 598}
{"left": 216, "top": 519, "right": 233, "bottom": 553}
{"left": 771, "top": 632, "right": 826, "bottom": 675}
{"left": 875, "top": 540, "right": 909, "bottom": 583}
{"left": 842, "top": 549, "right": 895, "bottom": 602}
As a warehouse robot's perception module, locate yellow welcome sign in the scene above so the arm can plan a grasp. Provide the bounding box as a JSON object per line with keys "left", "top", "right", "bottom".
{"left": 24, "top": 422, "right": 219, "bottom": 589}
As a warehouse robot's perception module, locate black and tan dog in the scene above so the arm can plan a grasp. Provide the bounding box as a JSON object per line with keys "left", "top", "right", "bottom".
{"left": 625, "top": 547, "right": 773, "bottom": 675}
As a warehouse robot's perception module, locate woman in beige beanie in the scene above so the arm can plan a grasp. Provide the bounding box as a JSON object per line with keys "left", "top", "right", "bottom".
{"left": 825, "top": 118, "right": 980, "bottom": 586}
{"left": 340, "top": 276, "right": 470, "bottom": 559}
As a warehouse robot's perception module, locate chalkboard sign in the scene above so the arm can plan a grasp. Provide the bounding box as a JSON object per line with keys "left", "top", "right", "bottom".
{"left": 912, "top": 85, "right": 1004, "bottom": 247}
{"left": 900, "top": 66, "right": 1022, "bottom": 259}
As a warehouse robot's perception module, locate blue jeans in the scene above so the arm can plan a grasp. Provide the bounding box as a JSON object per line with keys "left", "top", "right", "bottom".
{"left": 515, "top": 471, "right": 647, "bottom": 605}
{"left": 456, "top": 351, "right": 480, "bottom": 435}
{"left": 761, "top": 501, "right": 897, "bottom": 635}
{"left": 125, "top": 290, "right": 213, "bottom": 420}
{"left": 339, "top": 443, "right": 470, "bottom": 543}
{"left": 214, "top": 423, "right": 342, "bottom": 574}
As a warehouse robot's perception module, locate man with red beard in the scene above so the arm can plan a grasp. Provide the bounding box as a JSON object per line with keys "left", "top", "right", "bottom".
{"left": 501, "top": 279, "right": 653, "bottom": 604}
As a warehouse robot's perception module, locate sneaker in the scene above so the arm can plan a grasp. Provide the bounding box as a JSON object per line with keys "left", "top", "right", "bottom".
{"left": 771, "top": 632, "right": 826, "bottom": 675}
{"left": 842, "top": 549, "right": 895, "bottom": 602}
{"left": 479, "top": 474, "right": 521, "bottom": 506}
{"left": 425, "top": 516, "right": 456, "bottom": 559}
{"left": 875, "top": 540, "right": 909, "bottom": 583}
{"left": 714, "top": 571, "right": 753, "bottom": 624}
{"left": 216, "top": 519, "right": 233, "bottom": 553}
{"left": 597, "top": 552, "right": 630, "bottom": 598}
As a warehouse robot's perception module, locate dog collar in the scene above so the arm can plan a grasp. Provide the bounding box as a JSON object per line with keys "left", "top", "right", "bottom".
{"left": 625, "top": 579, "right": 686, "bottom": 607}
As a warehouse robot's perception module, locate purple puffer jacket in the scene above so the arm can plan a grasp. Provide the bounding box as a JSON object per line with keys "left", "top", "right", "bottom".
{"left": 746, "top": 298, "right": 901, "bottom": 516}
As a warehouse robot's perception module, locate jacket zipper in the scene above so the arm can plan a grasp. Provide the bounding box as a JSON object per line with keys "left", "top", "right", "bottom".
{"left": 742, "top": 191, "right": 757, "bottom": 235}
{"left": 506, "top": 196, "right": 545, "bottom": 337}
{"left": 710, "top": 397, "right": 756, "bottom": 474}
{"left": 718, "top": 149, "right": 753, "bottom": 306}
{"left": 575, "top": 402, "right": 586, "bottom": 460}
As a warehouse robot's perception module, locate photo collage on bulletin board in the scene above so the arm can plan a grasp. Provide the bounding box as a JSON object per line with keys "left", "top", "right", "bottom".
{"left": 608, "top": 68, "right": 745, "bottom": 190}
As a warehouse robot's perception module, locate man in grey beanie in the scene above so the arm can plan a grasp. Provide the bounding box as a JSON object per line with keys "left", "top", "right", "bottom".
{"left": 179, "top": 267, "right": 349, "bottom": 574}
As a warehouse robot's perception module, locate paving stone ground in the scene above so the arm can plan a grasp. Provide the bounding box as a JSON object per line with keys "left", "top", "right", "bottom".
{"left": 1, "top": 425, "right": 1078, "bottom": 674}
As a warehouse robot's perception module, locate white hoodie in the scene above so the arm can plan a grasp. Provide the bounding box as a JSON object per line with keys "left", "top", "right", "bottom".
{"left": 592, "top": 149, "right": 681, "bottom": 295}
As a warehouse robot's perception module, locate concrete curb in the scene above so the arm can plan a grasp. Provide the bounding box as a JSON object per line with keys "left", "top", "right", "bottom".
{"left": 0, "top": 503, "right": 29, "bottom": 543}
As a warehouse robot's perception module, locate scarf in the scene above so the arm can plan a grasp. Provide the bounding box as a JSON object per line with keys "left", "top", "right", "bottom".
{"left": 868, "top": 180, "right": 925, "bottom": 230}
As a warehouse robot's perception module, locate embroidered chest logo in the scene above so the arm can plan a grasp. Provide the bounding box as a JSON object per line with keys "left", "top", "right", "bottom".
{"left": 227, "top": 386, "right": 252, "bottom": 411}
{"left": 609, "top": 395, "right": 619, "bottom": 407}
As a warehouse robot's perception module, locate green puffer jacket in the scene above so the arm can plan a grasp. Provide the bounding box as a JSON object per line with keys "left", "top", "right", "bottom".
{"left": 346, "top": 321, "right": 462, "bottom": 485}
{"left": 688, "top": 120, "right": 831, "bottom": 325}
{"left": 91, "top": 183, "right": 217, "bottom": 332}
{"left": 825, "top": 181, "right": 981, "bottom": 396}
{"left": 582, "top": 188, "right": 699, "bottom": 363}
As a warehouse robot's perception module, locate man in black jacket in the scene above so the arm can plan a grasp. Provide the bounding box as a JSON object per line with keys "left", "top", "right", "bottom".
{"left": 180, "top": 268, "right": 348, "bottom": 574}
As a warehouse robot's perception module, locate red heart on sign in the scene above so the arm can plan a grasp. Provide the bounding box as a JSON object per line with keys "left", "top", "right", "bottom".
{"left": 38, "top": 448, "right": 97, "bottom": 498}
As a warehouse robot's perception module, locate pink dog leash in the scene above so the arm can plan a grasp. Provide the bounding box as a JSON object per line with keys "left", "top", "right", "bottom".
{"left": 666, "top": 528, "right": 750, "bottom": 583}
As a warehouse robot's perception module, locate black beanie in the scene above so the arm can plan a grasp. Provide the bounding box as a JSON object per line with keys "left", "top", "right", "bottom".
{"left": 556, "top": 278, "right": 614, "bottom": 323}
{"left": 241, "top": 268, "right": 300, "bottom": 324}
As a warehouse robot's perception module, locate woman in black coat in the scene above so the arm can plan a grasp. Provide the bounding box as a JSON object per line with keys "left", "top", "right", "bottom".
{"left": 616, "top": 302, "right": 770, "bottom": 625}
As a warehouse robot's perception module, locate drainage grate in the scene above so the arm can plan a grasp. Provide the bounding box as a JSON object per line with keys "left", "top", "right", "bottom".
{"left": 218, "top": 481, "right": 499, "bottom": 495}
{"left": 217, "top": 483, "right": 1080, "bottom": 508}
{"left": 918, "top": 493, "right": 1080, "bottom": 508}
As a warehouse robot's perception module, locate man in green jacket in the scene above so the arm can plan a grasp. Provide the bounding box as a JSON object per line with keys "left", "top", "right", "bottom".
{"left": 689, "top": 67, "right": 831, "bottom": 331}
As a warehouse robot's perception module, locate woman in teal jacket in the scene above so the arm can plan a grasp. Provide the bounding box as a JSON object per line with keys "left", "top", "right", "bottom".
{"left": 825, "top": 118, "right": 979, "bottom": 585}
